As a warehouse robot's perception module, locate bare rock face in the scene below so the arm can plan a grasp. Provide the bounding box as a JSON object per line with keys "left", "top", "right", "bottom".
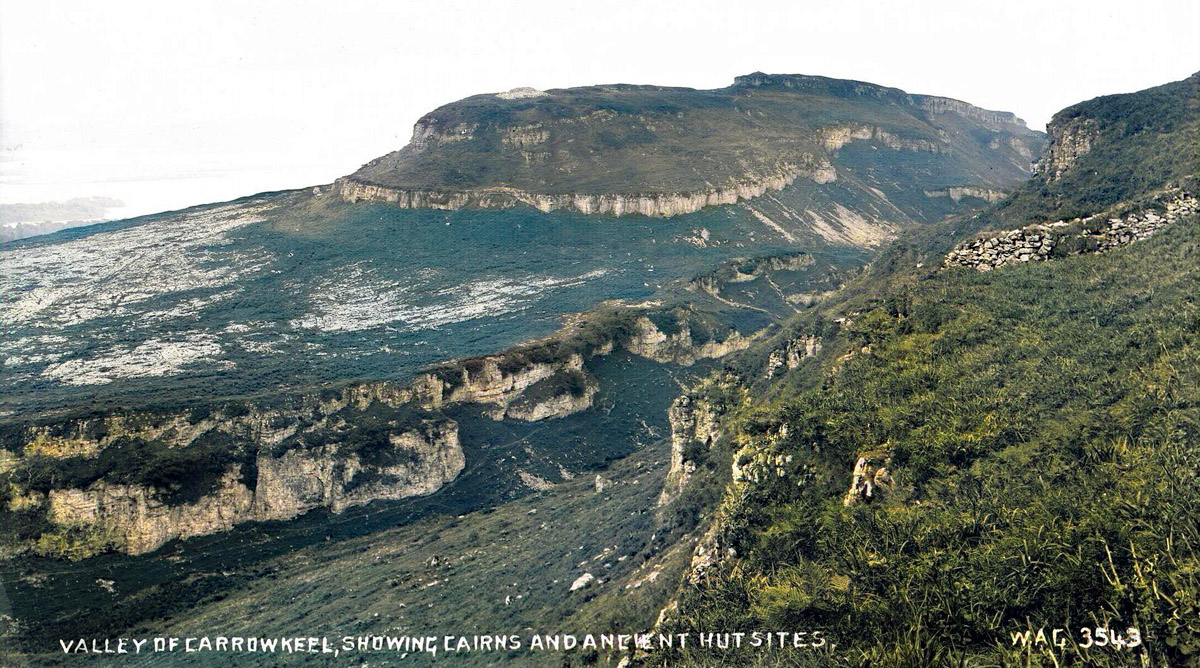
{"left": 48, "top": 470, "right": 255, "bottom": 556}
{"left": 684, "top": 505, "right": 742, "bottom": 585}
{"left": 1034, "top": 115, "right": 1100, "bottom": 181}
{"left": 923, "top": 186, "right": 1008, "bottom": 203}
{"left": 766, "top": 334, "right": 822, "bottom": 378}
{"left": 414, "top": 353, "right": 599, "bottom": 422}
{"left": 41, "top": 420, "right": 463, "bottom": 555}
{"left": 336, "top": 165, "right": 808, "bottom": 219}
{"left": 495, "top": 87, "right": 548, "bottom": 100}
{"left": 820, "top": 123, "right": 945, "bottom": 153}
{"left": 657, "top": 395, "right": 723, "bottom": 508}
{"left": 255, "top": 420, "right": 464, "bottom": 518}
{"left": 501, "top": 377, "right": 598, "bottom": 422}
{"left": 843, "top": 452, "right": 892, "bottom": 506}
{"left": 625, "top": 317, "right": 755, "bottom": 366}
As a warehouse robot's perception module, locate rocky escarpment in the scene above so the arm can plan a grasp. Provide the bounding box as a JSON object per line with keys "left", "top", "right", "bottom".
{"left": 819, "top": 124, "right": 946, "bottom": 154}
{"left": 8, "top": 396, "right": 463, "bottom": 556}
{"left": 924, "top": 186, "right": 1008, "bottom": 203}
{"left": 945, "top": 189, "right": 1197, "bottom": 271}
{"left": 410, "top": 352, "right": 597, "bottom": 421}
{"left": 336, "top": 164, "right": 811, "bottom": 218}
{"left": 625, "top": 316, "right": 758, "bottom": 365}
{"left": 45, "top": 423, "right": 463, "bottom": 556}
{"left": 3, "top": 300, "right": 767, "bottom": 558}
{"left": 411, "top": 306, "right": 755, "bottom": 423}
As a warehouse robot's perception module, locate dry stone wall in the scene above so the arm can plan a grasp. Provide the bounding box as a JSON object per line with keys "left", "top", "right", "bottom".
{"left": 944, "top": 190, "right": 1196, "bottom": 271}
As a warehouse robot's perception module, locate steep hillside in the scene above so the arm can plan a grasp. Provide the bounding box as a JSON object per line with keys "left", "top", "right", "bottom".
{"left": 339, "top": 73, "right": 1043, "bottom": 217}
{"left": 649, "top": 73, "right": 1199, "bottom": 667}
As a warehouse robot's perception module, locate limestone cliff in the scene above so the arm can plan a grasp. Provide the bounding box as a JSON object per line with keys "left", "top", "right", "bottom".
{"left": 766, "top": 334, "right": 822, "bottom": 378}
{"left": 657, "top": 395, "right": 723, "bottom": 509}
{"left": 335, "top": 164, "right": 809, "bottom": 218}
{"left": 3, "top": 299, "right": 765, "bottom": 558}
{"left": 1033, "top": 115, "right": 1100, "bottom": 181}
{"left": 923, "top": 186, "right": 1008, "bottom": 203}
{"left": 412, "top": 352, "right": 600, "bottom": 422}
{"left": 21, "top": 414, "right": 462, "bottom": 556}
{"left": 625, "top": 316, "right": 757, "bottom": 366}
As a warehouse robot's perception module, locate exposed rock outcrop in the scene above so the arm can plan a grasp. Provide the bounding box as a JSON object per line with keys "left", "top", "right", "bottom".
{"left": 625, "top": 316, "right": 757, "bottom": 365}
{"left": 1033, "top": 115, "right": 1100, "bottom": 181}
{"left": 924, "top": 186, "right": 1008, "bottom": 203}
{"left": 843, "top": 451, "right": 892, "bottom": 506}
{"left": 569, "top": 572, "right": 596, "bottom": 592}
{"left": 500, "top": 370, "right": 599, "bottom": 422}
{"left": 766, "top": 334, "right": 822, "bottom": 378}
{"left": 412, "top": 353, "right": 589, "bottom": 415}
{"left": 820, "top": 124, "right": 945, "bottom": 153}
{"left": 256, "top": 420, "right": 463, "bottom": 517}
{"left": 336, "top": 164, "right": 810, "bottom": 218}
{"left": 495, "top": 87, "right": 548, "bottom": 100}
{"left": 945, "top": 190, "right": 1197, "bottom": 271}
{"left": 657, "top": 395, "right": 722, "bottom": 508}
{"left": 47, "top": 470, "right": 254, "bottom": 556}
{"left": 44, "top": 420, "right": 463, "bottom": 555}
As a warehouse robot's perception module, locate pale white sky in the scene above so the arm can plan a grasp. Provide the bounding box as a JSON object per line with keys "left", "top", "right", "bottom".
{"left": 1, "top": 0, "right": 1197, "bottom": 219}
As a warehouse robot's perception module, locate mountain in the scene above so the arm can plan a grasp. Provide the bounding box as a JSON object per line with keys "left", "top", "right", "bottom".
{"left": 6, "top": 71, "right": 1189, "bottom": 668}
{"left": 649, "top": 72, "right": 1198, "bottom": 667}
{"left": 340, "top": 73, "right": 1042, "bottom": 219}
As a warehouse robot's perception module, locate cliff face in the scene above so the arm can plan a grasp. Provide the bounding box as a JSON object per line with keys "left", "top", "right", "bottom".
{"left": 4, "top": 299, "right": 763, "bottom": 558}
{"left": 412, "top": 353, "right": 598, "bottom": 421}
{"left": 657, "top": 395, "right": 723, "bottom": 508}
{"left": 625, "top": 316, "right": 757, "bottom": 366}
{"left": 1033, "top": 115, "right": 1100, "bottom": 181}
{"left": 335, "top": 165, "right": 808, "bottom": 218}
{"left": 819, "top": 124, "right": 945, "bottom": 153}
{"left": 766, "top": 334, "right": 822, "bottom": 378}
{"left": 257, "top": 420, "right": 463, "bottom": 517}
{"left": 923, "top": 186, "right": 1008, "bottom": 203}
{"left": 28, "top": 416, "right": 462, "bottom": 556}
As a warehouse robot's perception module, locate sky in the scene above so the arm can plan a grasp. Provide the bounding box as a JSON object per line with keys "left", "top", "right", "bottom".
{"left": 1, "top": 0, "right": 1197, "bottom": 220}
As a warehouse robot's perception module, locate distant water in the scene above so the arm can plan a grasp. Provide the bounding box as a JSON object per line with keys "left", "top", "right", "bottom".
{"left": 0, "top": 192, "right": 798, "bottom": 417}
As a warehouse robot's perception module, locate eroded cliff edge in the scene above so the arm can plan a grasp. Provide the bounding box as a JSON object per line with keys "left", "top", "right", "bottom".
{"left": 1, "top": 300, "right": 760, "bottom": 558}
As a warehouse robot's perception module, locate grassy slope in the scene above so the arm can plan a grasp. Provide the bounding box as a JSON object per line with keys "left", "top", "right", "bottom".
{"left": 658, "top": 74, "right": 1200, "bottom": 667}
{"left": 668, "top": 218, "right": 1199, "bottom": 667}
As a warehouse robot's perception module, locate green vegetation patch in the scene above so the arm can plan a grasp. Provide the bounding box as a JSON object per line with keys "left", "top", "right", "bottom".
{"left": 662, "top": 216, "right": 1200, "bottom": 667}
{"left": 12, "top": 433, "right": 250, "bottom": 506}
